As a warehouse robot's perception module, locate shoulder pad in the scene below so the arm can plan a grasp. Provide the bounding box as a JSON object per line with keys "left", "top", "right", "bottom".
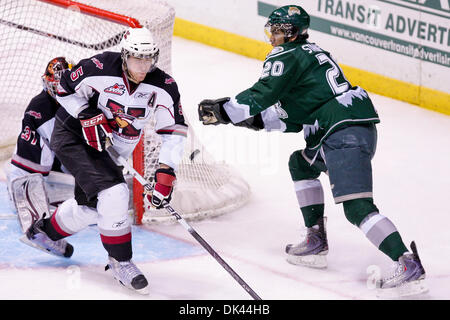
{"left": 265, "top": 45, "right": 297, "bottom": 61}
{"left": 267, "top": 46, "right": 284, "bottom": 57}
{"left": 69, "top": 52, "right": 121, "bottom": 82}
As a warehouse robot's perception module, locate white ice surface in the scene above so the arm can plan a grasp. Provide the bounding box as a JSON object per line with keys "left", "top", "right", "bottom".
{"left": 0, "top": 36, "right": 449, "bottom": 300}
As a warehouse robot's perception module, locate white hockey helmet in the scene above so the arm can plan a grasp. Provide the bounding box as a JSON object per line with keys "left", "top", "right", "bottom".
{"left": 120, "top": 27, "right": 159, "bottom": 74}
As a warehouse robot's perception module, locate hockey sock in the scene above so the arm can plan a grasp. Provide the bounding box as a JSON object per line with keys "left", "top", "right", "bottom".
{"left": 301, "top": 204, "right": 325, "bottom": 228}
{"left": 41, "top": 212, "right": 71, "bottom": 241}
{"left": 378, "top": 232, "right": 409, "bottom": 261}
{"left": 293, "top": 179, "right": 325, "bottom": 228}
{"left": 343, "top": 198, "right": 379, "bottom": 226}
{"left": 358, "top": 212, "right": 408, "bottom": 261}
{"left": 101, "top": 233, "right": 133, "bottom": 262}
{"left": 97, "top": 183, "right": 133, "bottom": 262}
{"left": 344, "top": 199, "right": 409, "bottom": 262}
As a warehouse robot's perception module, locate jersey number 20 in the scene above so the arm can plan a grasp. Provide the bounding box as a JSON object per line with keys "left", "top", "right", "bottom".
{"left": 315, "top": 53, "right": 349, "bottom": 95}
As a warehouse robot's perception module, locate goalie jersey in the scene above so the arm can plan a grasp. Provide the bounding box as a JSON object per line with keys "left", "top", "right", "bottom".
{"left": 9, "top": 90, "right": 62, "bottom": 179}
{"left": 55, "top": 51, "right": 188, "bottom": 170}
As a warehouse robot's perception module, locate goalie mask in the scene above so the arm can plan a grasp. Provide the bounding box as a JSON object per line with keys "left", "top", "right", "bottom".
{"left": 264, "top": 5, "right": 310, "bottom": 44}
{"left": 120, "top": 27, "right": 159, "bottom": 83}
{"left": 42, "top": 57, "right": 72, "bottom": 98}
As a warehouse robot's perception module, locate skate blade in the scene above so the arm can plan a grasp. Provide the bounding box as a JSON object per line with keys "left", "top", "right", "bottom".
{"left": 135, "top": 286, "right": 150, "bottom": 295}
{"left": 114, "top": 278, "right": 150, "bottom": 295}
{"left": 19, "top": 235, "right": 61, "bottom": 257}
{"left": 376, "top": 279, "right": 428, "bottom": 298}
{"left": 107, "top": 270, "right": 150, "bottom": 295}
{"left": 286, "top": 251, "right": 328, "bottom": 269}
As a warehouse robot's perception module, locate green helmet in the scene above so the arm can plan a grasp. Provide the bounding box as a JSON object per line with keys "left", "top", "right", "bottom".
{"left": 265, "top": 5, "right": 310, "bottom": 39}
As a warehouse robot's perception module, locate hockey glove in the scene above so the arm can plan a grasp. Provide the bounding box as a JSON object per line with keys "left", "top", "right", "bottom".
{"left": 146, "top": 167, "right": 176, "bottom": 209}
{"left": 78, "top": 108, "right": 113, "bottom": 152}
{"left": 198, "top": 97, "right": 231, "bottom": 125}
{"left": 234, "top": 115, "right": 265, "bottom": 131}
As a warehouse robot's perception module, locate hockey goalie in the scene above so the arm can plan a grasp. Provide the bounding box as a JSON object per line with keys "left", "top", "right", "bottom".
{"left": 6, "top": 57, "right": 75, "bottom": 233}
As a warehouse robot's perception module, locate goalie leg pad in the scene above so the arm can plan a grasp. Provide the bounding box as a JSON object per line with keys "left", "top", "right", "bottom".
{"left": 11, "top": 173, "right": 50, "bottom": 233}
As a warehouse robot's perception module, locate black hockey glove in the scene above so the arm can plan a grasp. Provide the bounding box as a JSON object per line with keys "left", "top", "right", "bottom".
{"left": 234, "top": 114, "right": 264, "bottom": 131}
{"left": 145, "top": 167, "right": 176, "bottom": 209}
{"left": 78, "top": 108, "right": 113, "bottom": 152}
{"left": 198, "top": 97, "right": 231, "bottom": 125}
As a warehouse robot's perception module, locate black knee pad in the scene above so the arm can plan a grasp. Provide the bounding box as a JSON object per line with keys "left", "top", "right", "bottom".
{"left": 343, "top": 198, "right": 379, "bottom": 226}
{"left": 288, "top": 150, "right": 321, "bottom": 181}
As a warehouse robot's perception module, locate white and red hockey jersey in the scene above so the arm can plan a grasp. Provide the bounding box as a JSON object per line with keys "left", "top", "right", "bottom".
{"left": 55, "top": 51, "right": 187, "bottom": 169}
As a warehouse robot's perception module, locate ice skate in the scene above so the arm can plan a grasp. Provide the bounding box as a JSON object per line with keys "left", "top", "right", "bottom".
{"left": 105, "top": 256, "right": 149, "bottom": 295}
{"left": 376, "top": 241, "right": 428, "bottom": 298}
{"left": 285, "top": 217, "right": 328, "bottom": 268}
{"left": 20, "top": 218, "right": 74, "bottom": 258}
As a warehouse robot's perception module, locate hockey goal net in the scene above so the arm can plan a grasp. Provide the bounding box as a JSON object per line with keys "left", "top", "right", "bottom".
{"left": 0, "top": 0, "right": 250, "bottom": 224}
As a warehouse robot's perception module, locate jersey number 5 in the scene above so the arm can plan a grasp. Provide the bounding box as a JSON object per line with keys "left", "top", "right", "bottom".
{"left": 70, "top": 66, "right": 84, "bottom": 81}
{"left": 315, "top": 53, "right": 349, "bottom": 95}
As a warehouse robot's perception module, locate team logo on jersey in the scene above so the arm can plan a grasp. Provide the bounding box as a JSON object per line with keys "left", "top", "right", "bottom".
{"left": 25, "top": 110, "right": 42, "bottom": 119}
{"left": 104, "top": 83, "right": 126, "bottom": 95}
{"left": 134, "top": 92, "right": 151, "bottom": 99}
{"left": 91, "top": 57, "right": 103, "bottom": 69}
{"left": 105, "top": 99, "right": 131, "bottom": 128}
{"left": 165, "top": 77, "right": 175, "bottom": 84}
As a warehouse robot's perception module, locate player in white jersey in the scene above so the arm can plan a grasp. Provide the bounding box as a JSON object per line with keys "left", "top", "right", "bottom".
{"left": 22, "top": 27, "right": 188, "bottom": 294}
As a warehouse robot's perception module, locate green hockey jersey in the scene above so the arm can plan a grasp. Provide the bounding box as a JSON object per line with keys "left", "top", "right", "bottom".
{"left": 226, "top": 39, "right": 380, "bottom": 150}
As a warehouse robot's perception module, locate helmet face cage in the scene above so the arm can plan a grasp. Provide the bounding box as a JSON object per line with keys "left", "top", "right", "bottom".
{"left": 265, "top": 5, "right": 310, "bottom": 43}
{"left": 121, "top": 47, "right": 159, "bottom": 74}
{"left": 42, "top": 57, "right": 71, "bottom": 98}
{"left": 264, "top": 21, "right": 298, "bottom": 41}
{"left": 120, "top": 28, "right": 160, "bottom": 77}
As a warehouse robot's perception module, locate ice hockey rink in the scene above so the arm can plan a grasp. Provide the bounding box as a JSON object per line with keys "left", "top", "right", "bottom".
{"left": 0, "top": 36, "right": 449, "bottom": 301}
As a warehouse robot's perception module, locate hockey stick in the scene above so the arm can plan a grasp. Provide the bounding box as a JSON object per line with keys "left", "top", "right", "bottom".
{"left": 106, "top": 145, "right": 262, "bottom": 300}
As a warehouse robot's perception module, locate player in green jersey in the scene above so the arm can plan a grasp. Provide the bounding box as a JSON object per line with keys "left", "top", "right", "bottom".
{"left": 198, "top": 5, "right": 427, "bottom": 297}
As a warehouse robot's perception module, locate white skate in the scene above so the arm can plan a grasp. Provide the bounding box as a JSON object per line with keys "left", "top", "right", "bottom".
{"left": 105, "top": 256, "right": 149, "bottom": 295}
{"left": 376, "top": 241, "right": 428, "bottom": 298}
{"left": 285, "top": 217, "right": 328, "bottom": 268}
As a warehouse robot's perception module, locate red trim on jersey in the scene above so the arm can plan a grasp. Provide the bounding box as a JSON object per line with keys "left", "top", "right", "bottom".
{"left": 11, "top": 159, "right": 50, "bottom": 175}
{"left": 50, "top": 209, "right": 72, "bottom": 237}
{"left": 100, "top": 233, "right": 132, "bottom": 245}
{"left": 155, "top": 105, "right": 174, "bottom": 119}
{"left": 121, "top": 72, "right": 131, "bottom": 94}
